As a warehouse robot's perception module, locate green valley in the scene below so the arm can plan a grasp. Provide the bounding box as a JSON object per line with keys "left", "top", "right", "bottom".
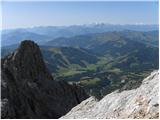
{"left": 2, "top": 30, "right": 159, "bottom": 99}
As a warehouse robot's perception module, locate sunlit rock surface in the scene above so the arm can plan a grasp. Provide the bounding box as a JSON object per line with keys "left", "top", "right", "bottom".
{"left": 61, "top": 70, "right": 159, "bottom": 119}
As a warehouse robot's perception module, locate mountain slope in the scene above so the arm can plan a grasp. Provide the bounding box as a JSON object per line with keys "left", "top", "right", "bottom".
{"left": 45, "top": 30, "right": 158, "bottom": 49}
{"left": 3, "top": 24, "right": 158, "bottom": 46}
{"left": 1, "top": 30, "right": 52, "bottom": 46}
{"left": 1, "top": 29, "right": 159, "bottom": 99}
{"left": 42, "top": 47, "right": 99, "bottom": 73}
{"left": 1, "top": 37, "right": 158, "bottom": 99}
{"left": 100, "top": 44, "right": 159, "bottom": 72}
{"left": 44, "top": 32, "right": 158, "bottom": 98}
{"left": 61, "top": 70, "right": 159, "bottom": 119}
{"left": 1, "top": 40, "right": 88, "bottom": 118}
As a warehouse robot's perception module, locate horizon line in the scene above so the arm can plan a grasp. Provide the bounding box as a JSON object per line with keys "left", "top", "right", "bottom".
{"left": 1, "top": 23, "right": 159, "bottom": 30}
{"left": 1, "top": 0, "right": 159, "bottom": 2}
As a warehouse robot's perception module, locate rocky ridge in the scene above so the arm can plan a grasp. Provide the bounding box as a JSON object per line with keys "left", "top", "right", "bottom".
{"left": 1, "top": 40, "right": 88, "bottom": 118}
{"left": 61, "top": 70, "right": 159, "bottom": 119}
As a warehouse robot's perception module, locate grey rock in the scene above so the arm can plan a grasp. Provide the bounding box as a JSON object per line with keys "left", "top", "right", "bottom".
{"left": 61, "top": 70, "right": 159, "bottom": 119}
{"left": 1, "top": 40, "right": 88, "bottom": 119}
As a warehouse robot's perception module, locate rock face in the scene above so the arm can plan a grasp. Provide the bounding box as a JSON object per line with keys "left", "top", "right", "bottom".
{"left": 1, "top": 40, "right": 88, "bottom": 119}
{"left": 61, "top": 70, "right": 159, "bottom": 119}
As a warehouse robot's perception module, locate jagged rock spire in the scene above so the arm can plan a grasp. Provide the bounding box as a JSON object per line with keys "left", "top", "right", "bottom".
{"left": 1, "top": 40, "right": 88, "bottom": 119}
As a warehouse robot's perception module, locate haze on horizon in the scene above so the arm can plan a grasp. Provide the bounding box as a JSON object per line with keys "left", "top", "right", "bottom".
{"left": 1, "top": 1, "right": 158, "bottom": 29}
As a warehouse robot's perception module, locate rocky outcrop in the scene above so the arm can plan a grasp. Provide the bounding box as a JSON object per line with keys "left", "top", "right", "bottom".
{"left": 61, "top": 70, "right": 159, "bottom": 119}
{"left": 1, "top": 40, "right": 88, "bottom": 119}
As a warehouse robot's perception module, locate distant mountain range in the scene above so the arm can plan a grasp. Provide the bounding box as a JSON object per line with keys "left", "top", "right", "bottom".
{"left": 1, "top": 24, "right": 158, "bottom": 46}
{"left": 45, "top": 30, "right": 158, "bottom": 48}
{"left": 2, "top": 29, "right": 158, "bottom": 98}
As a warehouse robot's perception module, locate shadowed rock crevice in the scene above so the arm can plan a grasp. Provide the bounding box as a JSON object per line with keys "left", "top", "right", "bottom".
{"left": 1, "top": 40, "right": 88, "bottom": 119}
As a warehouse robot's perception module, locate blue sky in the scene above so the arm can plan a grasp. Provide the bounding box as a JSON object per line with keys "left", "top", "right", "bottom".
{"left": 1, "top": 1, "right": 159, "bottom": 29}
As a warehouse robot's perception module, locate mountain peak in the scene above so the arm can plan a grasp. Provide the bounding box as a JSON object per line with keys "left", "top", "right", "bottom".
{"left": 19, "top": 40, "right": 37, "bottom": 49}
{"left": 1, "top": 40, "right": 88, "bottom": 118}
{"left": 2, "top": 40, "right": 53, "bottom": 83}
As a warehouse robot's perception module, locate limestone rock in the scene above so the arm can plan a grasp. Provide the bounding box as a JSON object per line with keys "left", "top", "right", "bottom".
{"left": 61, "top": 70, "right": 159, "bottom": 119}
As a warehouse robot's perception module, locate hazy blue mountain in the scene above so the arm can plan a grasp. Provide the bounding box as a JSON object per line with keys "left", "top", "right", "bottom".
{"left": 2, "top": 24, "right": 158, "bottom": 46}
{"left": 25, "top": 24, "right": 158, "bottom": 37}
{"left": 45, "top": 30, "right": 158, "bottom": 49}
{"left": 118, "top": 30, "right": 159, "bottom": 46}
{"left": 1, "top": 44, "right": 18, "bottom": 57}
{"left": 1, "top": 30, "right": 52, "bottom": 46}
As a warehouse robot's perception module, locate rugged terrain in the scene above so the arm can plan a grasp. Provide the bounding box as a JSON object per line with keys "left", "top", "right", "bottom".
{"left": 1, "top": 30, "right": 159, "bottom": 99}
{"left": 1, "top": 40, "right": 88, "bottom": 118}
{"left": 1, "top": 28, "right": 159, "bottom": 119}
{"left": 61, "top": 70, "right": 159, "bottom": 119}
